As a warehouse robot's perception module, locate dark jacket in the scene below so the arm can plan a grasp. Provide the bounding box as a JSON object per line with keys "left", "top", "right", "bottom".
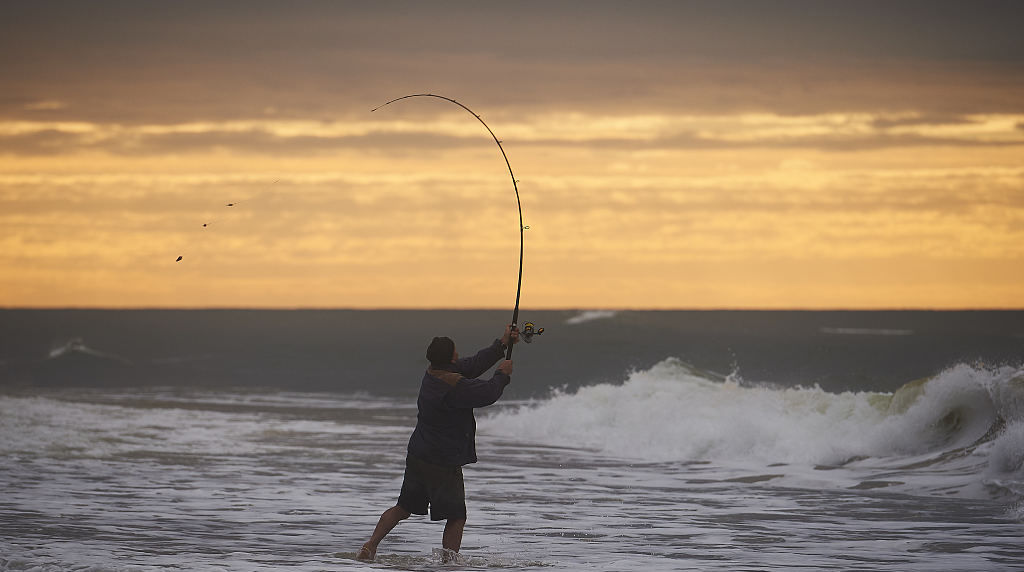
{"left": 406, "top": 339, "right": 510, "bottom": 467}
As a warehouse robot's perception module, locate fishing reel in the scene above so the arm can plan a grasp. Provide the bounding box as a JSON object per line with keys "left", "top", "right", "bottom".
{"left": 520, "top": 321, "right": 545, "bottom": 343}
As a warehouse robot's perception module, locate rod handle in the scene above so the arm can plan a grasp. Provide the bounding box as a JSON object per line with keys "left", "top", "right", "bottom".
{"left": 505, "top": 321, "right": 516, "bottom": 360}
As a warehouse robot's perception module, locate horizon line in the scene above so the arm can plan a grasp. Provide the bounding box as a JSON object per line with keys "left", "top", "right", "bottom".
{"left": 1, "top": 306, "right": 1022, "bottom": 312}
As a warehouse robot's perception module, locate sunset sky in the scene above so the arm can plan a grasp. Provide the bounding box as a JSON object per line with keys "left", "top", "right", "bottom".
{"left": 2, "top": 1, "right": 1023, "bottom": 309}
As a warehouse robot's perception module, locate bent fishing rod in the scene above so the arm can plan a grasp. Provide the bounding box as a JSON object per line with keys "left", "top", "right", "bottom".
{"left": 372, "top": 93, "right": 542, "bottom": 359}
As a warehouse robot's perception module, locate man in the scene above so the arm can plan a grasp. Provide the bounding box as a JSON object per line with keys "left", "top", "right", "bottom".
{"left": 357, "top": 324, "right": 518, "bottom": 561}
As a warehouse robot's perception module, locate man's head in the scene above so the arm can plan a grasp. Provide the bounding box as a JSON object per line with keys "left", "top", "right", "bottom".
{"left": 426, "top": 336, "right": 456, "bottom": 367}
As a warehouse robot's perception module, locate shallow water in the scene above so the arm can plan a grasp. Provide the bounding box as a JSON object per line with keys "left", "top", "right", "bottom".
{"left": 2, "top": 387, "right": 1021, "bottom": 571}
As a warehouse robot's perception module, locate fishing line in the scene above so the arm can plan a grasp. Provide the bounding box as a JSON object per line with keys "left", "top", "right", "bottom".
{"left": 372, "top": 94, "right": 540, "bottom": 358}
{"left": 174, "top": 180, "right": 278, "bottom": 264}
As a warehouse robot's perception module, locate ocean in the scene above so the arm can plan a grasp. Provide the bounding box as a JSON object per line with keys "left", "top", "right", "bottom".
{"left": 1, "top": 309, "right": 1022, "bottom": 571}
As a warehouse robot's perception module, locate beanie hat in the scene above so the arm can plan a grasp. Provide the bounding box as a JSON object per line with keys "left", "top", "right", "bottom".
{"left": 426, "top": 336, "right": 455, "bottom": 367}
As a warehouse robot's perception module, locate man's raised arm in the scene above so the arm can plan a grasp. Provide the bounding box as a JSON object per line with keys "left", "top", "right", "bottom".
{"left": 453, "top": 325, "right": 518, "bottom": 378}
{"left": 446, "top": 360, "right": 514, "bottom": 409}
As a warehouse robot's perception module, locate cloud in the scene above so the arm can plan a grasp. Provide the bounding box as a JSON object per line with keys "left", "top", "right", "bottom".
{"left": 3, "top": 111, "right": 1024, "bottom": 157}
{"left": 3, "top": 1, "right": 1023, "bottom": 308}
{"left": 6, "top": 58, "right": 1024, "bottom": 127}
{"left": 869, "top": 114, "right": 980, "bottom": 129}
{"left": 3, "top": 154, "right": 1022, "bottom": 308}
{"left": 4, "top": 3, "right": 1024, "bottom": 125}
{"left": 22, "top": 100, "right": 68, "bottom": 111}
{"left": 537, "top": 131, "right": 1024, "bottom": 153}
{"left": 0, "top": 129, "right": 84, "bottom": 155}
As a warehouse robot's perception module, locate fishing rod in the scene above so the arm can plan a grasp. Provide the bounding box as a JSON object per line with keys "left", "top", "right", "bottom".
{"left": 371, "top": 93, "right": 542, "bottom": 359}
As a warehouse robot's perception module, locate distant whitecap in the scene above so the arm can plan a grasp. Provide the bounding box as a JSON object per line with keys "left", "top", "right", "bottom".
{"left": 47, "top": 337, "right": 132, "bottom": 364}
{"left": 820, "top": 327, "right": 914, "bottom": 336}
{"left": 566, "top": 310, "right": 618, "bottom": 325}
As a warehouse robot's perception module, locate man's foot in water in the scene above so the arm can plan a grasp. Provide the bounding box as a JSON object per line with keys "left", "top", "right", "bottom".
{"left": 356, "top": 542, "right": 376, "bottom": 561}
{"left": 433, "top": 547, "right": 463, "bottom": 564}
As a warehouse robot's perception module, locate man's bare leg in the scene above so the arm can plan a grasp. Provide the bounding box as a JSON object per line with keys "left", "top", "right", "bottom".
{"left": 358, "top": 505, "right": 411, "bottom": 560}
{"left": 442, "top": 517, "right": 466, "bottom": 554}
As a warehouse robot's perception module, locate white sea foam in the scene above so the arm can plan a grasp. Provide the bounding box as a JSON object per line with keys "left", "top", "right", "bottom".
{"left": 3, "top": 382, "right": 1021, "bottom": 570}
{"left": 484, "top": 359, "right": 889, "bottom": 465}
{"left": 0, "top": 391, "right": 416, "bottom": 465}
{"left": 481, "top": 359, "right": 1024, "bottom": 496}
{"left": 0, "top": 395, "right": 266, "bottom": 459}
{"left": 987, "top": 420, "right": 1024, "bottom": 490}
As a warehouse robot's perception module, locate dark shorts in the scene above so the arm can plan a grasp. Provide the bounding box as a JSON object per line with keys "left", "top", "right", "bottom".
{"left": 397, "top": 455, "right": 466, "bottom": 521}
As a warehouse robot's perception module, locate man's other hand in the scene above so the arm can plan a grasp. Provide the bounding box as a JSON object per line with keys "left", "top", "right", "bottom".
{"left": 502, "top": 324, "right": 520, "bottom": 347}
{"left": 497, "top": 360, "right": 513, "bottom": 375}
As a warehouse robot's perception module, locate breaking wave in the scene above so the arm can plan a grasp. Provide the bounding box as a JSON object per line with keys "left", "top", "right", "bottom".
{"left": 482, "top": 359, "right": 1024, "bottom": 500}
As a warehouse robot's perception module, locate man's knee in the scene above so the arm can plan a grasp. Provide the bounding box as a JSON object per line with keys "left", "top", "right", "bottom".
{"left": 393, "top": 505, "right": 412, "bottom": 520}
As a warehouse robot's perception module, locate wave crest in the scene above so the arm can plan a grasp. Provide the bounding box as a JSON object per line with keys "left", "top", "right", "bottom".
{"left": 482, "top": 359, "right": 1023, "bottom": 471}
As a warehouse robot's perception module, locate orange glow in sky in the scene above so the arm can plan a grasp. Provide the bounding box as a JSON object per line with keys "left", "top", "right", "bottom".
{"left": 2, "top": 2, "right": 1022, "bottom": 309}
